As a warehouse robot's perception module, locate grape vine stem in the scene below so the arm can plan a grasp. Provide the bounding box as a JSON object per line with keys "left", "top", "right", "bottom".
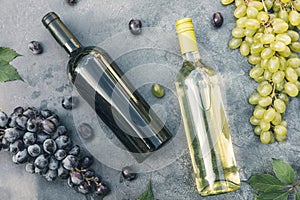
{"left": 262, "top": 0, "right": 269, "bottom": 13}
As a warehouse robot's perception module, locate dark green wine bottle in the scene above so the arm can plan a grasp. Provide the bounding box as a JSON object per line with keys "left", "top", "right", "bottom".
{"left": 42, "top": 12, "right": 172, "bottom": 162}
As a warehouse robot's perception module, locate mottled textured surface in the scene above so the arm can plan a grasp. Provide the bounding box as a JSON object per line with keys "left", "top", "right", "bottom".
{"left": 0, "top": 0, "right": 300, "bottom": 200}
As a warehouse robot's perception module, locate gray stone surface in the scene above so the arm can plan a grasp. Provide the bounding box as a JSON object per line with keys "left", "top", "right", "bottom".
{"left": 0, "top": 0, "right": 300, "bottom": 200}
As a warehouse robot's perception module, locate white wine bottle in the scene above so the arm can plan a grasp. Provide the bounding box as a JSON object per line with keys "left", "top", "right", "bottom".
{"left": 175, "top": 18, "right": 240, "bottom": 195}
{"left": 42, "top": 12, "right": 172, "bottom": 162}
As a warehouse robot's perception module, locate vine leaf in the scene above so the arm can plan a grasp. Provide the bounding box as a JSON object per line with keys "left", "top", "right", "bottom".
{"left": 247, "top": 174, "right": 287, "bottom": 193}
{"left": 256, "top": 191, "right": 289, "bottom": 200}
{"left": 137, "top": 180, "right": 154, "bottom": 200}
{"left": 272, "top": 158, "right": 296, "bottom": 185}
{"left": 0, "top": 47, "right": 23, "bottom": 82}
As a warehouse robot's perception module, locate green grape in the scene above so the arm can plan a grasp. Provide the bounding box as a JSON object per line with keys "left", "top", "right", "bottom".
{"left": 275, "top": 33, "right": 291, "bottom": 45}
{"left": 261, "top": 58, "right": 269, "bottom": 69}
{"left": 287, "top": 58, "right": 300, "bottom": 69}
{"left": 258, "top": 96, "right": 273, "bottom": 107}
{"left": 278, "top": 56, "right": 287, "bottom": 70}
{"left": 248, "top": 1, "right": 263, "bottom": 11}
{"left": 285, "top": 67, "right": 298, "bottom": 82}
{"left": 270, "top": 41, "right": 286, "bottom": 52}
{"left": 236, "top": 17, "right": 248, "bottom": 28}
{"left": 253, "top": 106, "right": 266, "bottom": 119}
{"left": 250, "top": 66, "right": 264, "bottom": 79}
{"left": 289, "top": 42, "right": 300, "bottom": 52}
{"left": 280, "top": 120, "right": 288, "bottom": 128}
{"left": 251, "top": 42, "right": 264, "bottom": 54}
{"left": 269, "top": 133, "right": 275, "bottom": 144}
{"left": 254, "top": 126, "right": 262, "bottom": 136}
{"left": 295, "top": 81, "right": 300, "bottom": 91}
{"left": 235, "top": 0, "right": 245, "bottom": 7}
{"left": 268, "top": 56, "right": 280, "bottom": 73}
{"left": 221, "top": 0, "right": 234, "bottom": 5}
{"left": 249, "top": 92, "right": 261, "bottom": 105}
{"left": 257, "top": 81, "right": 273, "bottom": 96}
{"left": 257, "top": 11, "right": 269, "bottom": 23}
{"left": 289, "top": 53, "right": 299, "bottom": 58}
{"left": 250, "top": 116, "right": 261, "bottom": 125}
{"left": 272, "top": 22, "right": 289, "bottom": 34}
{"left": 271, "top": 112, "right": 282, "bottom": 126}
{"left": 234, "top": 5, "right": 247, "bottom": 18}
{"left": 253, "top": 32, "right": 264, "bottom": 42}
{"left": 277, "top": 93, "right": 289, "bottom": 105}
{"left": 229, "top": 38, "right": 242, "bottom": 49}
{"left": 272, "top": 71, "right": 285, "bottom": 83}
{"left": 275, "top": 134, "right": 286, "bottom": 142}
{"left": 293, "top": 0, "right": 300, "bottom": 11}
{"left": 263, "top": 69, "right": 272, "bottom": 80}
{"left": 260, "top": 131, "right": 272, "bottom": 144}
{"left": 278, "top": 10, "right": 289, "bottom": 23}
{"left": 244, "top": 29, "right": 256, "bottom": 37}
{"left": 286, "top": 30, "right": 299, "bottom": 42}
{"left": 263, "top": 107, "right": 276, "bottom": 122}
{"left": 288, "top": 10, "right": 300, "bottom": 26}
{"left": 247, "top": 6, "right": 259, "bottom": 18}
{"left": 245, "top": 19, "right": 261, "bottom": 30}
{"left": 278, "top": 46, "right": 291, "bottom": 57}
{"left": 295, "top": 68, "right": 300, "bottom": 76}
{"left": 248, "top": 54, "right": 261, "bottom": 65}
{"left": 274, "top": 99, "right": 286, "bottom": 113}
{"left": 261, "top": 48, "right": 275, "bottom": 59}
{"left": 280, "top": 0, "right": 291, "bottom": 3}
{"left": 274, "top": 125, "right": 288, "bottom": 136}
{"left": 232, "top": 27, "right": 245, "bottom": 38}
{"left": 284, "top": 82, "right": 299, "bottom": 97}
{"left": 260, "top": 120, "right": 271, "bottom": 131}
{"left": 260, "top": 33, "right": 275, "bottom": 44}
{"left": 265, "top": 0, "right": 274, "bottom": 10}
{"left": 272, "top": 1, "right": 281, "bottom": 12}
{"left": 245, "top": 36, "right": 254, "bottom": 44}
{"left": 255, "top": 76, "right": 266, "bottom": 83}
{"left": 276, "top": 81, "right": 285, "bottom": 91}
{"left": 240, "top": 41, "right": 250, "bottom": 56}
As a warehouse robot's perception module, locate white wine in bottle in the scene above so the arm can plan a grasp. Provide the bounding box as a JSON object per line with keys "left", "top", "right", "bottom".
{"left": 175, "top": 18, "right": 240, "bottom": 196}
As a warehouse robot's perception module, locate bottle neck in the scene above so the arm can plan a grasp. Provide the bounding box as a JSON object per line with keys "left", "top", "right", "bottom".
{"left": 182, "top": 51, "right": 201, "bottom": 63}
{"left": 42, "top": 12, "right": 82, "bottom": 55}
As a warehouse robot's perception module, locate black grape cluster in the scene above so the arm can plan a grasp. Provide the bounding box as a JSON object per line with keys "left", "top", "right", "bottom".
{"left": 0, "top": 106, "right": 109, "bottom": 197}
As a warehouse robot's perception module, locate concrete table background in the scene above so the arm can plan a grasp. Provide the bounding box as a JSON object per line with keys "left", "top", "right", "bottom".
{"left": 0, "top": 0, "right": 300, "bottom": 199}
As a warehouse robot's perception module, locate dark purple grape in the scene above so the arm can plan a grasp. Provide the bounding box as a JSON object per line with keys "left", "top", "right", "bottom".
{"left": 77, "top": 123, "right": 93, "bottom": 140}
{"left": 43, "top": 139, "right": 57, "bottom": 154}
{"left": 212, "top": 12, "right": 224, "bottom": 28}
{"left": 23, "top": 107, "right": 39, "bottom": 119}
{"left": 56, "top": 126, "right": 67, "bottom": 136}
{"left": 1, "top": 137, "right": 10, "bottom": 151}
{"left": 35, "top": 167, "right": 48, "bottom": 175}
{"left": 28, "top": 41, "right": 43, "bottom": 55}
{"left": 65, "top": 0, "right": 76, "bottom": 5}
{"left": 83, "top": 169, "right": 95, "bottom": 178}
{"left": 23, "top": 132, "right": 36, "bottom": 146}
{"left": 27, "top": 144, "right": 41, "bottom": 157}
{"left": 49, "top": 156, "right": 59, "bottom": 170}
{"left": 40, "top": 109, "right": 52, "bottom": 119}
{"left": 8, "top": 115, "right": 17, "bottom": 127}
{"left": 68, "top": 145, "right": 80, "bottom": 157}
{"left": 36, "top": 133, "right": 50, "bottom": 144}
{"left": 4, "top": 127, "right": 21, "bottom": 143}
{"left": 70, "top": 171, "right": 84, "bottom": 185}
{"left": 95, "top": 182, "right": 110, "bottom": 196}
{"left": 62, "top": 155, "right": 78, "bottom": 170}
{"left": 77, "top": 181, "right": 91, "bottom": 194}
{"left": 9, "top": 139, "right": 24, "bottom": 154}
{"left": 16, "top": 149, "right": 28, "bottom": 163}
{"left": 62, "top": 96, "right": 77, "bottom": 110}
{"left": 55, "top": 135, "right": 71, "bottom": 149}
{"left": 67, "top": 177, "right": 75, "bottom": 188}
{"left": 47, "top": 115, "right": 60, "bottom": 127}
{"left": 12, "top": 107, "right": 24, "bottom": 116}
{"left": 25, "top": 163, "right": 35, "bottom": 173}
{"left": 121, "top": 166, "right": 137, "bottom": 181}
{"left": 58, "top": 165, "right": 69, "bottom": 179}
{"left": 129, "top": 19, "right": 142, "bottom": 35}
{"left": 0, "top": 111, "right": 8, "bottom": 127}
{"left": 15, "top": 115, "right": 28, "bottom": 130}
{"left": 44, "top": 169, "right": 58, "bottom": 181}
{"left": 78, "top": 156, "right": 93, "bottom": 169}
{"left": 54, "top": 149, "right": 67, "bottom": 161}
{"left": 12, "top": 155, "right": 18, "bottom": 164}
{"left": 93, "top": 176, "right": 101, "bottom": 184}
{"left": 42, "top": 119, "right": 56, "bottom": 135}
{"left": 26, "top": 118, "right": 38, "bottom": 132}
{"left": 34, "top": 154, "right": 49, "bottom": 169}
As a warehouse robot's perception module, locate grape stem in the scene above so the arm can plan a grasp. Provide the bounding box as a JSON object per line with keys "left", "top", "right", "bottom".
{"left": 261, "top": 0, "right": 269, "bottom": 13}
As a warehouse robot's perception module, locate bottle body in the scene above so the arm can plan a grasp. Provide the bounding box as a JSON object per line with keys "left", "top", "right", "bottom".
{"left": 175, "top": 18, "right": 240, "bottom": 195}
{"left": 42, "top": 12, "right": 172, "bottom": 163}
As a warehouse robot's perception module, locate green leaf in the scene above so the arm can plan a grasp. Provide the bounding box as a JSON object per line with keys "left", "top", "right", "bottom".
{"left": 0, "top": 47, "right": 21, "bottom": 63}
{"left": 257, "top": 191, "right": 290, "bottom": 200}
{"left": 137, "top": 180, "right": 154, "bottom": 200}
{"left": 272, "top": 158, "right": 296, "bottom": 184}
{"left": 248, "top": 174, "right": 287, "bottom": 192}
{"left": 296, "top": 192, "right": 300, "bottom": 200}
{"left": 0, "top": 61, "right": 23, "bottom": 82}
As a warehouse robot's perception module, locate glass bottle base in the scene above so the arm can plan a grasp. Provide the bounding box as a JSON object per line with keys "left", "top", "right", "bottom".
{"left": 197, "top": 180, "right": 240, "bottom": 196}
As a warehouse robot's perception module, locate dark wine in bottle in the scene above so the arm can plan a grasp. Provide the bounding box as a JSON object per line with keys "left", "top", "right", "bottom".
{"left": 42, "top": 12, "right": 172, "bottom": 162}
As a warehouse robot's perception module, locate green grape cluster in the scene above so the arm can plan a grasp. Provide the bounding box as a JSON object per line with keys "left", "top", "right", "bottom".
{"left": 223, "top": 0, "right": 300, "bottom": 144}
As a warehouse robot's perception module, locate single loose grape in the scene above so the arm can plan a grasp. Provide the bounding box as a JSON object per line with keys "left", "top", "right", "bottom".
{"left": 260, "top": 131, "right": 272, "bottom": 144}
{"left": 258, "top": 96, "right": 273, "bottom": 107}
{"left": 284, "top": 82, "right": 299, "bottom": 97}
{"left": 151, "top": 83, "right": 165, "bottom": 98}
